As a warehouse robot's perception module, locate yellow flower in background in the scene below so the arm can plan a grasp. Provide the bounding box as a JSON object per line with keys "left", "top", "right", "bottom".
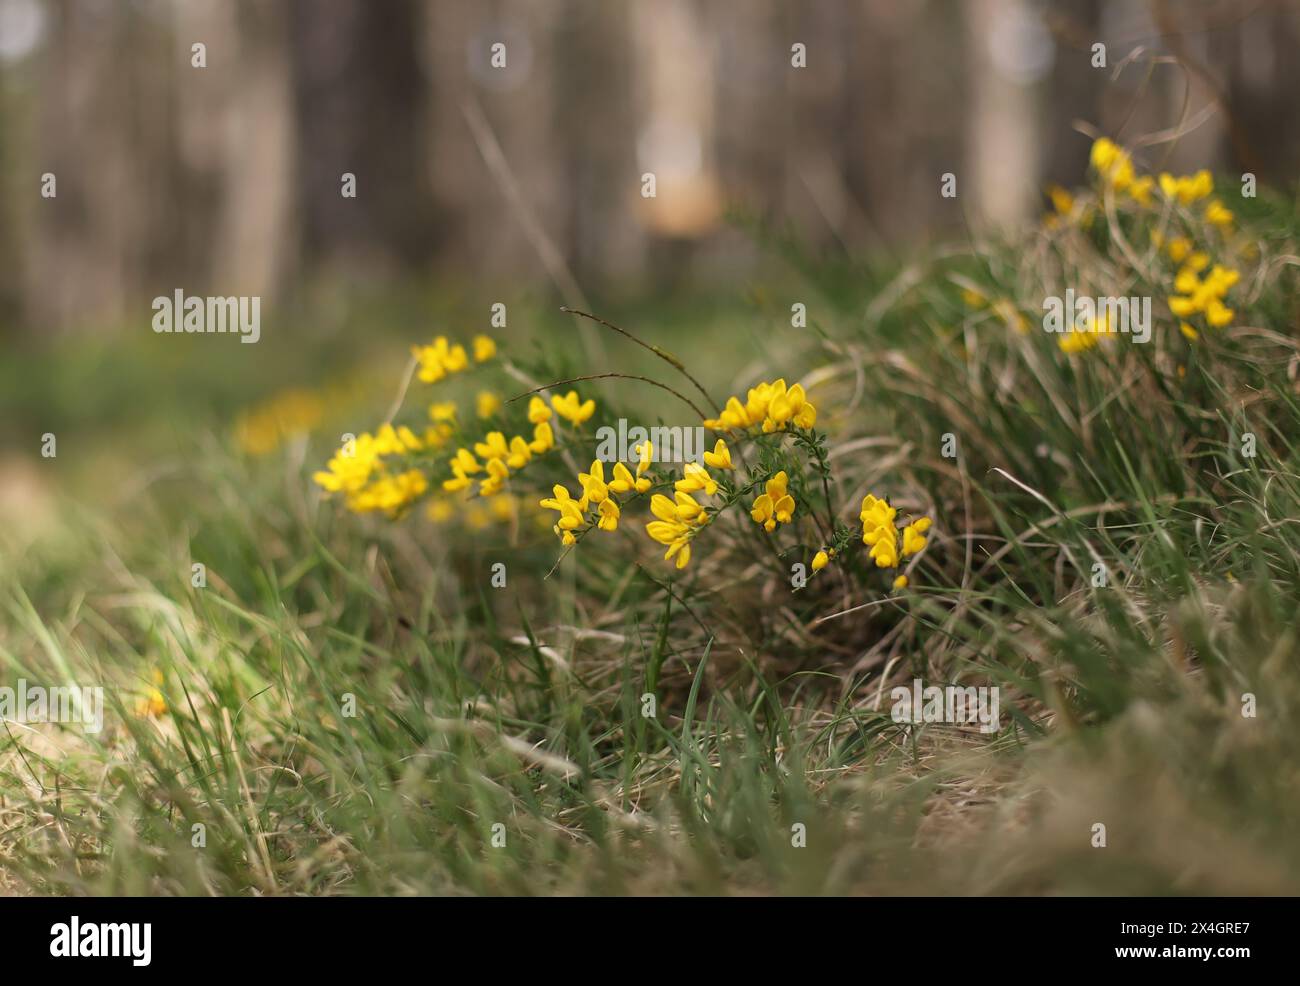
{"left": 426, "top": 403, "right": 457, "bottom": 424}
{"left": 476, "top": 390, "right": 502, "bottom": 419}
{"left": 703, "top": 438, "right": 734, "bottom": 470}
{"left": 528, "top": 421, "right": 555, "bottom": 454}
{"left": 1058, "top": 315, "right": 1107, "bottom": 355}
{"left": 1205, "top": 199, "right": 1234, "bottom": 228}
{"left": 472, "top": 334, "right": 497, "bottom": 362}
{"left": 1205, "top": 298, "right": 1234, "bottom": 328}
{"left": 427, "top": 498, "right": 456, "bottom": 523}
{"left": 1158, "top": 169, "right": 1213, "bottom": 206}
{"left": 473, "top": 431, "right": 509, "bottom": 461}
{"left": 348, "top": 468, "right": 428, "bottom": 516}
{"left": 1179, "top": 322, "right": 1199, "bottom": 341}
{"left": 892, "top": 575, "right": 909, "bottom": 591}
{"left": 1046, "top": 183, "right": 1074, "bottom": 217}
{"left": 1165, "top": 236, "right": 1192, "bottom": 264}
{"left": 234, "top": 388, "right": 325, "bottom": 456}
{"left": 1090, "top": 137, "right": 1135, "bottom": 194}
{"left": 478, "top": 457, "right": 509, "bottom": 496}
{"left": 135, "top": 669, "right": 167, "bottom": 718}
{"left": 1127, "top": 175, "right": 1154, "bottom": 206}
{"left": 527, "top": 395, "right": 552, "bottom": 424}
{"left": 413, "top": 336, "right": 470, "bottom": 383}
{"left": 552, "top": 390, "right": 596, "bottom": 426}
{"left": 811, "top": 549, "right": 829, "bottom": 572}
{"left": 505, "top": 436, "right": 532, "bottom": 469}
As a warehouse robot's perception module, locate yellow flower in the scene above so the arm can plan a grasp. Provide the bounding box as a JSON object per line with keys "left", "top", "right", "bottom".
{"left": 527, "top": 395, "right": 552, "bottom": 424}
{"left": 811, "top": 549, "right": 829, "bottom": 572}
{"left": 413, "top": 337, "right": 471, "bottom": 383}
{"left": 635, "top": 440, "right": 654, "bottom": 480}
{"left": 478, "top": 457, "right": 509, "bottom": 496}
{"left": 644, "top": 493, "right": 701, "bottom": 569}
{"left": 528, "top": 420, "right": 555, "bottom": 454}
{"left": 552, "top": 390, "right": 596, "bottom": 426}
{"left": 672, "top": 490, "right": 706, "bottom": 523}
{"left": 427, "top": 498, "right": 456, "bottom": 523}
{"left": 540, "top": 484, "right": 585, "bottom": 542}
{"left": 234, "top": 388, "right": 324, "bottom": 456}
{"left": 609, "top": 461, "right": 651, "bottom": 494}
{"left": 473, "top": 432, "right": 509, "bottom": 461}
{"left": 1128, "top": 175, "right": 1154, "bottom": 206}
{"left": 472, "top": 334, "right": 497, "bottom": 362}
{"left": 1205, "top": 199, "right": 1233, "bottom": 227}
{"left": 892, "top": 574, "right": 909, "bottom": 591}
{"left": 1174, "top": 268, "right": 1201, "bottom": 294}
{"left": 505, "top": 436, "right": 532, "bottom": 469}
{"left": 751, "top": 471, "right": 794, "bottom": 532}
{"left": 1168, "top": 295, "right": 1198, "bottom": 318}
{"left": 1205, "top": 298, "right": 1234, "bottom": 328}
{"left": 1046, "top": 183, "right": 1074, "bottom": 217}
{"left": 1166, "top": 236, "right": 1192, "bottom": 264}
{"left": 348, "top": 469, "right": 429, "bottom": 516}
{"left": 901, "top": 517, "right": 930, "bottom": 557}
{"left": 702, "top": 438, "right": 733, "bottom": 470}
{"left": 1179, "top": 322, "right": 1199, "bottom": 341}
{"left": 578, "top": 459, "right": 609, "bottom": 504}
{"left": 476, "top": 390, "right": 502, "bottom": 419}
{"left": 676, "top": 462, "right": 718, "bottom": 496}
{"left": 442, "top": 465, "right": 474, "bottom": 492}
{"left": 597, "top": 497, "right": 620, "bottom": 532}
{"left": 1090, "top": 137, "right": 1135, "bottom": 193}
{"left": 860, "top": 495, "right": 930, "bottom": 571}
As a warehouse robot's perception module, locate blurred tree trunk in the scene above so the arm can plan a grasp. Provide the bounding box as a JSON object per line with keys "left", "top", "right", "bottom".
{"left": 290, "top": 0, "right": 435, "bottom": 282}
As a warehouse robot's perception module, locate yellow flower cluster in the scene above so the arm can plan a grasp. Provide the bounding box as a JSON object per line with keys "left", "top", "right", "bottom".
{"left": 428, "top": 491, "right": 543, "bottom": 532}
{"left": 443, "top": 419, "right": 556, "bottom": 496}
{"left": 1090, "top": 138, "right": 1154, "bottom": 205}
{"left": 412, "top": 333, "right": 496, "bottom": 384}
{"left": 1092, "top": 138, "right": 1233, "bottom": 232}
{"left": 860, "top": 493, "right": 931, "bottom": 573}
{"left": 543, "top": 442, "right": 654, "bottom": 546}
{"left": 1155, "top": 233, "right": 1240, "bottom": 334}
{"left": 234, "top": 388, "right": 325, "bottom": 456}
{"left": 704, "top": 379, "right": 817, "bottom": 432}
{"left": 750, "top": 470, "right": 794, "bottom": 532}
{"left": 1158, "top": 170, "right": 1212, "bottom": 207}
{"left": 1058, "top": 313, "right": 1110, "bottom": 355}
{"left": 313, "top": 424, "right": 430, "bottom": 516}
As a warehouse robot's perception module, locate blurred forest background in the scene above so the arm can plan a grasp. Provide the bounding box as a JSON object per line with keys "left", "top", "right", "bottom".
{"left": 0, "top": 0, "right": 1298, "bottom": 335}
